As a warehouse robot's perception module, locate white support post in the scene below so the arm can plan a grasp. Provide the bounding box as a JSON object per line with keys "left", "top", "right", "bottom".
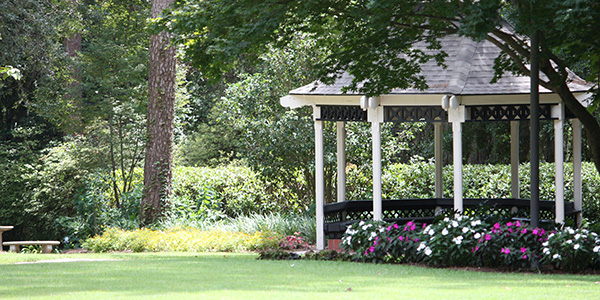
{"left": 434, "top": 123, "right": 443, "bottom": 199}
{"left": 336, "top": 122, "right": 346, "bottom": 203}
{"left": 449, "top": 105, "right": 465, "bottom": 213}
{"left": 510, "top": 121, "right": 520, "bottom": 199}
{"left": 573, "top": 119, "right": 583, "bottom": 227}
{"left": 372, "top": 120, "right": 382, "bottom": 220}
{"left": 314, "top": 119, "right": 325, "bottom": 250}
{"left": 554, "top": 105, "right": 565, "bottom": 224}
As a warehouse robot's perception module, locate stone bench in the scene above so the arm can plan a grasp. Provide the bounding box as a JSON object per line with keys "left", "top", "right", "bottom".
{"left": 3, "top": 241, "right": 60, "bottom": 254}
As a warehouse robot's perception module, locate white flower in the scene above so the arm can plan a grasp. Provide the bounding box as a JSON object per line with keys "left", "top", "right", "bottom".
{"left": 553, "top": 253, "right": 561, "bottom": 260}
{"left": 424, "top": 247, "right": 432, "bottom": 256}
{"left": 548, "top": 233, "right": 555, "bottom": 239}
{"left": 452, "top": 220, "right": 459, "bottom": 228}
{"left": 452, "top": 236, "right": 463, "bottom": 245}
{"left": 359, "top": 221, "right": 365, "bottom": 226}
{"left": 428, "top": 229, "right": 435, "bottom": 236}
{"left": 574, "top": 244, "right": 581, "bottom": 250}
{"left": 574, "top": 233, "right": 581, "bottom": 240}
{"left": 471, "top": 220, "right": 481, "bottom": 227}
{"left": 443, "top": 217, "right": 450, "bottom": 222}
{"left": 362, "top": 224, "right": 372, "bottom": 230}
{"left": 368, "top": 232, "right": 377, "bottom": 240}
{"left": 474, "top": 233, "right": 481, "bottom": 239}
{"left": 543, "top": 248, "right": 550, "bottom": 254}
{"left": 442, "top": 228, "right": 449, "bottom": 236}
{"left": 568, "top": 228, "right": 575, "bottom": 235}
{"left": 566, "top": 240, "right": 573, "bottom": 244}
{"left": 542, "top": 241, "right": 549, "bottom": 247}
{"left": 417, "top": 242, "right": 426, "bottom": 251}
{"left": 593, "top": 246, "right": 600, "bottom": 253}
{"left": 462, "top": 227, "right": 469, "bottom": 233}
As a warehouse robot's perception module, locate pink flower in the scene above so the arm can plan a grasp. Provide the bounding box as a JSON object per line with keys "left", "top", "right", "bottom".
{"left": 493, "top": 223, "right": 500, "bottom": 230}
{"left": 364, "top": 250, "right": 368, "bottom": 255}
{"left": 387, "top": 226, "right": 392, "bottom": 232}
{"left": 410, "top": 224, "right": 416, "bottom": 231}
{"left": 501, "top": 248, "right": 510, "bottom": 254}
{"left": 413, "top": 238, "right": 419, "bottom": 242}
{"left": 508, "top": 228, "right": 513, "bottom": 233}
{"left": 532, "top": 228, "right": 539, "bottom": 235}
{"left": 521, "top": 228, "right": 528, "bottom": 234}
{"left": 507, "top": 222, "right": 513, "bottom": 227}
{"left": 398, "top": 236, "right": 405, "bottom": 241}
{"left": 369, "top": 246, "right": 375, "bottom": 253}
{"left": 407, "top": 221, "right": 414, "bottom": 227}
{"left": 522, "top": 254, "right": 528, "bottom": 259}
{"left": 520, "top": 247, "right": 527, "bottom": 253}
{"left": 422, "top": 223, "right": 427, "bottom": 228}
{"left": 515, "top": 220, "right": 521, "bottom": 227}
{"left": 484, "top": 234, "right": 491, "bottom": 241}
{"left": 393, "top": 223, "right": 399, "bottom": 229}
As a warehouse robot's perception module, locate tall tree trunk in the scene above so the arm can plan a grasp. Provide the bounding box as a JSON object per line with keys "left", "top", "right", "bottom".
{"left": 141, "top": 0, "right": 176, "bottom": 225}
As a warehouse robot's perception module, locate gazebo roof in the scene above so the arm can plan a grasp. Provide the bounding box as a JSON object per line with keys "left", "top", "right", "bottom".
{"left": 286, "top": 35, "right": 591, "bottom": 103}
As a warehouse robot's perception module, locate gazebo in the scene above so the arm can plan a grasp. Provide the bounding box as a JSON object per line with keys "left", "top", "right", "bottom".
{"left": 280, "top": 34, "right": 593, "bottom": 250}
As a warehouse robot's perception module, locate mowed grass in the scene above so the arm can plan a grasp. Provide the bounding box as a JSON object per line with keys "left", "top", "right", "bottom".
{"left": 0, "top": 252, "right": 599, "bottom": 299}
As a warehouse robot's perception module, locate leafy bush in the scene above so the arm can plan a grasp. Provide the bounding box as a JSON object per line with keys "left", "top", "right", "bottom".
{"left": 341, "top": 216, "right": 600, "bottom": 272}
{"left": 82, "top": 227, "right": 281, "bottom": 253}
{"left": 346, "top": 161, "right": 600, "bottom": 223}
{"left": 541, "top": 227, "right": 600, "bottom": 272}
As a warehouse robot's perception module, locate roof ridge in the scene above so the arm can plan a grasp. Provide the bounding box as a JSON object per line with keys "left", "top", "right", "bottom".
{"left": 447, "top": 37, "right": 477, "bottom": 95}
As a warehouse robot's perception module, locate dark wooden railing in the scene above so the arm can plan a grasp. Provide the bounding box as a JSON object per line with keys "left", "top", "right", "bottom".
{"left": 324, "top": 198, "right": 577, "bottom": 238}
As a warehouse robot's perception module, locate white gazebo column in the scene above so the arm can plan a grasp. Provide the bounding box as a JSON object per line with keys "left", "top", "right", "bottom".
{"left": 553, "top": 104, "right": 565, "bottom": 224}
{"left": 336, "top": 121, "right": 346, "bottom": 203}
{"left": 434, "top": 122, "right": 443, "bottom": 199}
{"left": 448, "top": 98, "right": 465, "bottom": 213}
{"left": 368, "top": 98, "right": 383, "bottom": 221}
{"left": 314, "top": 107, "right": 325, "bottom": 250}
{"left": 510, "top": 121, "right": 520, "bottom": 199}
{"left": 573, "top": 118, "right": 583, "bottom": 227}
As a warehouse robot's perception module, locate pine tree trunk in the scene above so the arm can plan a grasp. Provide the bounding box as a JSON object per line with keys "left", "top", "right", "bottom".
{"left": 141, "top": 0, "right": 176, "bottom": 225}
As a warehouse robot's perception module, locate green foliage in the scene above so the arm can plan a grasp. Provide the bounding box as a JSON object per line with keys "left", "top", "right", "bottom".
{"left": 346, "top": 160, "right": 600, "bottom": 223}
{"left": 342, "top": 215, "right": 600, "bottom": 272}
{"left": 542, "top": 227, "right": 600, "bottom": 273}
{"left": 82, "top": 227, "right": 281, "bottom": 253}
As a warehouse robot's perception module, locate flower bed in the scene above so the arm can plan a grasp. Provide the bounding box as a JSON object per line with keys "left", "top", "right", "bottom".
{"left": 340, "top": 216, "right": 600, "bottom": 272}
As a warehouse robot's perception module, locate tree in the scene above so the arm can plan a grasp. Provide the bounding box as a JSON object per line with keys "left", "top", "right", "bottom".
{"left": 157, "top": 0, "right": 600, "bottom": 176}
{"left": 142, "top": 0, "right": 176, "bottom": 225}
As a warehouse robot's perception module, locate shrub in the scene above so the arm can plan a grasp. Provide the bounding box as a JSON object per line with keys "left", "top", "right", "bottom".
{"left": 541, "top": 227, "right": 600, "bottom": 272}
{"left": 341, "top": 215, "right": 600, "bottom": 272}
{"left": 82, "top": 227, "right": 281, "bottom": 253}
{"left": 346, "top": 161, "right": 600, "bottom": 223}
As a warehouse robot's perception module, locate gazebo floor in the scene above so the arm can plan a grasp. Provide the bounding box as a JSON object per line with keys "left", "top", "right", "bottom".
{"left": 324, "top": 198, "right": 577, "bottom": 239}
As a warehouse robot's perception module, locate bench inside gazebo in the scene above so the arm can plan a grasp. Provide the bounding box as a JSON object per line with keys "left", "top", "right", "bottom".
{"left": 280, "top": 34, "right": 592, "bottom": 250}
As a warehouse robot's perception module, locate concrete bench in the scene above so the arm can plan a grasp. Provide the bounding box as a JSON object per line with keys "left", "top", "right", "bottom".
{"left": 3, "top": 241, "right": 60, "bottom": 254}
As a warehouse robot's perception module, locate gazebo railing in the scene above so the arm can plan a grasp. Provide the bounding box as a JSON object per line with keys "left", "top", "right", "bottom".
{"left": 324, "top": 198, "right": 577, "bottom": 239}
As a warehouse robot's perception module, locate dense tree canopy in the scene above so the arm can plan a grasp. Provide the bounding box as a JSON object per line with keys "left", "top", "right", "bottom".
{"left": 156, "top": 0, "right": 600, "bottom": 175}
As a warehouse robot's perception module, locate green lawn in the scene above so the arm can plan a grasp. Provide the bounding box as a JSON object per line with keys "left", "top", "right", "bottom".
{"left": 0, "top": 252, "right": 599, "bottom": 299}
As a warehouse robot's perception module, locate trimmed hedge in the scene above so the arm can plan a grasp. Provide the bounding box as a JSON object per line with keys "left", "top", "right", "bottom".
{"left": 346, "top": 161, "right": 600, "bottom": 222}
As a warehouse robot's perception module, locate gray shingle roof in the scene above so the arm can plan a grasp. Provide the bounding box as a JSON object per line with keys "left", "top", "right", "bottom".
{"left": 290, "top": 35, "right": 591, "bottom": 96}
